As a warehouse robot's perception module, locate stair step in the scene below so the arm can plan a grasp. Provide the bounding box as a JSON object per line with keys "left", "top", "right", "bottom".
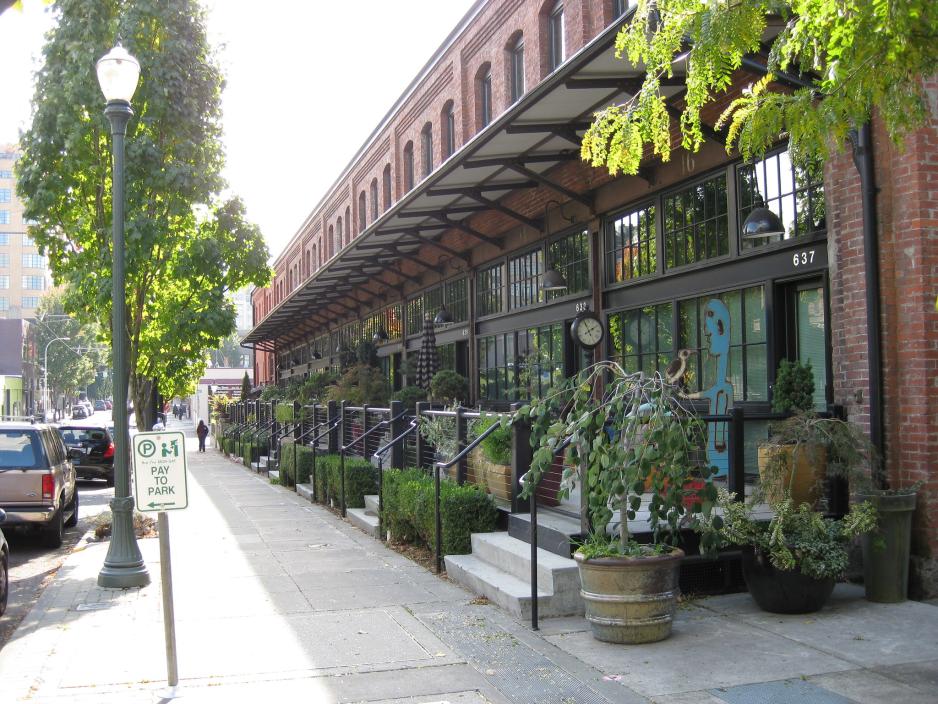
{"left": 508, "top": 511, "right": 583, "bottom": 558}
{"left": 297, "top": 483, "right": 315, "bottom": 502}
{"left": 364, "top": 494, "right": 380, "bottom": 515}
{"left": 250, "top": 461, "right": 262, "bottom": 472}
{"left": 268, "top": 470, "right": 280, "bottom": 482}
{"left": 469, "top": 532, "right": 580, "bottom": 595}
{"left": 346, "top": 507, "right": 380, "bottom": 538}
{"left": 445, "top": 553, "right": 581, "bottom": 620}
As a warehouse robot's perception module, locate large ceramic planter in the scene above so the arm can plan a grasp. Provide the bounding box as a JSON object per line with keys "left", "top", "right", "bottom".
{"left": 741, "top": 546, "right": 834, "bottom": 613}
{"left": 574, "top": 548, "right": 683, "bottom": 644}
{"left": 857, "top": 491, "right": 917, "bottom": 603}
{"left": 757, "top": 443, "right": 827, "bottom": 506}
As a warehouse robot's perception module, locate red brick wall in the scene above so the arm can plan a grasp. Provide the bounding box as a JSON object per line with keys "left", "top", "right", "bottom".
{"left": 826, "top": 81, "right": 938, "bottom": 596}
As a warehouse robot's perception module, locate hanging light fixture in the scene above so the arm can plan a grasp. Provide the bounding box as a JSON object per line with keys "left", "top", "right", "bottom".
{"left": 741, "top": 196, "right": 785, "bottom": 241}
{"left": 373, "top": 327, "right": 389, "bottom": 343}
{"left": 433, "top": 307, "right": 454, "bottom": 325}
{"left": 312, "top": 350, "right": 322, "bottom": 360}
{"left": 541, "top": 200, "right": 570, "bottom": 292}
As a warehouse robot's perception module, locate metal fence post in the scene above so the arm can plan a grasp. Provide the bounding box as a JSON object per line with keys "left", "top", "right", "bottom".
{"left": 327, "top": 400, "right": 339, "bottom": 454}
{"left": 339, "top": 400, "right": 347, "bottom": 518}
{"left": 730, "top": 406, "right": 746, "bottom": 501}
{"left": 389, "top": 400, "right": 404, "bottom": 470}
{"left": 510, "top": 402, "right": 531, "bottom": 514}
{"left": 361, "top": 404, "right": 369, "bottom": 458}
{"left": 415, "top": 401, "right": 429, "bottom": 469}
{"left": 455, "top": 406, "right": 467, "bottom": 485}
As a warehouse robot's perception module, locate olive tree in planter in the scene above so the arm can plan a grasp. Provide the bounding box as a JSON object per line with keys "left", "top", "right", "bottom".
{"left": 515, "top": 363, "right": 717, "bottom": 644}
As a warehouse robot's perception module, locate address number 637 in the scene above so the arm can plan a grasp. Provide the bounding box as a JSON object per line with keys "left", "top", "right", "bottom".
{"left": 792, "top": 250, "right": 815, "bottom": 267}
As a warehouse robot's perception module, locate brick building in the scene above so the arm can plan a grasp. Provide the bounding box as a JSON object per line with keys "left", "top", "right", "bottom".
{"left": 244, "top": 0, "right": 937, "bottom": 596}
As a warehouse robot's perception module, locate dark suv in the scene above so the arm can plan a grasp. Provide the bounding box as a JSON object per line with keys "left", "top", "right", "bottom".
{"left": 57, "top": 425, "right": 115, "bottom": 486}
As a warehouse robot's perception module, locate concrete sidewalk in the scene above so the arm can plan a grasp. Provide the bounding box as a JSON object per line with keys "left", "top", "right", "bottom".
{"left": 0, "top": 427, "right": 935, "bottom": 703}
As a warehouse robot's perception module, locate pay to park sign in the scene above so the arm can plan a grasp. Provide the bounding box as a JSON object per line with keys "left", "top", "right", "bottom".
{"left": 132, "top": 431, "right": 189, "bottom": 512}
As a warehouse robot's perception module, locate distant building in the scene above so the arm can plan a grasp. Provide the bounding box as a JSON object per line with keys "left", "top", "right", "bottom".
{"left": 0, "top": 318, "right": 39, "bottom": 418}
{"left": 0, "top": 145, "right": 54, "bottom": 319}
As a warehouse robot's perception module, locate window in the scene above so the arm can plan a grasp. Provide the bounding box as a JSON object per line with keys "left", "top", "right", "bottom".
{"left": 328, "top": 225, "right": 334, "bottom": 257}
{"left": 546, "top": 229, "right": 590, "bottom": 300}
{"left": 22, "top": 234, "right": 33, "bottom": 246}
{"left": 405, "top": 296, "right": 423, "bottom": 337}
{"left": 548, "top": 2, "right": 565, "bottom": 71}
{"left": 609, "top": 303, "right": 674, "bottom": 377}
{"left": 383, "top": 164, "right": 392, "bottom": 211}
{"left": 663, "top": 173, "right": 728, "bottom": 268}
{"left": 403, "top": 141, "right": 415, "bottom": 191}
{"left": 22, "top": 254, "right": 45, "bottom": 269}
{"left": 0, "top": 211, "right": 9, "bottom": 225}
{"left": 0, "top": 276, "right": 8, "bottom": 289}
{"left": 358, "top": 192, "right": 367, "bottom": 233}
{"left": 612, "top": 0, "right": 635, "bottom": 17}
{"left": 442, "top": 101, "right": 456, "bottom": 159}
{"left": 444, "top": 277, "right": 469, "bottom": 323}
{"left": 0, "top": 234, "right": 7, "bottom": 245}
{"left": 421, "top": 122, "right": 433, "bottom": 177}
{"left": 478, "top": 323, "right": 565, "bottom": 402}
{"left": 510, "top": 35, "right": 525, "bottom": 102}
{"left": 336, "top": 218, "right": 343, "bottom": 252}
{"left": 0, "top": 170, "right": 12, "bottom": 179}
{"left": 737, "top": 148, "right": 825, "bottom": 251}
{"left": 479, "top": 68, "right": 492, "bottom": 128}
{"left": 508, "top": 248, "right": 543, "bottom": 310}
{"left": 476, "top": 262, "right": 504, "bottom": 317}
{"left": 21, "top": 296, "right": 40, "bottom": 309}
{"left": 607, "top": 203, "right": 657, "bottom": 284}
{"left": 370, "top": 179, "right": 379, "bottom": 221}
{"left": 0, "top": 297, "right": 7, "bottom": 312}
{"left": 0, "top": 188, "right": 10, "bottom": 203}
{"left": 22, "top": 275, "right": 44, "bottom": 290}
{"left": 0, "top": 254, "right": 7, "bottom": 267}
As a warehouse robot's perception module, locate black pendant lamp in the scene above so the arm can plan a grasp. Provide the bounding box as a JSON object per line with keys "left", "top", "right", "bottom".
{"left": 741, "top": 196, "right": 785, "bottom": 241}
{"left": 433, "top": 306, "right": 454, "bottom": 325}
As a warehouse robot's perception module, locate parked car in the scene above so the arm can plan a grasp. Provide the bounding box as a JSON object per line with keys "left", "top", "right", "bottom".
{"left": 104, "top": 400, "right": 113, "bottom": 410}
{"left": 93, "top": 400, "right": 107, "bottom": 412}
{"left": 71, "top": 406, "right": 88, "bottom": 420}
{"left": 0, "top": 423, "right": 78, "bottom": 548}
{"left": 57, "top": 425, "right": 115, "bottom": 486}
{"left": 0, "top": 508, "right": 8, "bottom": 616}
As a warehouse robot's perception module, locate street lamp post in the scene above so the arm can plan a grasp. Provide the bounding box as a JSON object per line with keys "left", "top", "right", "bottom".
{"left": 43, "top": 336, "right": 70, "bottom": 421}
{"left": 96, "top": 42, "right": 150, "bottom": 589}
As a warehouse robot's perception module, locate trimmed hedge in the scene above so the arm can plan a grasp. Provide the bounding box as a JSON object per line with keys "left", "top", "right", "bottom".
{"left": 280, "top": 442, "right": 314, "bottom": 487}
{"left": 313, "top": 454, "right": 378, "bottom": 508}
{"left": 381, "top": 468, "right": 498, "bottom": 555}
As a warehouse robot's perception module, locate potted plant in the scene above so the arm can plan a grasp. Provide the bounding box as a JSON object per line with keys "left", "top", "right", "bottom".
{"left": 701, "top": 488, "right": 878, "bottom": 613}
{"left": 430, "top": 370, "right": 469, "bottom": 405}
{"left": 516, "top": 363, "right": 717, "bottom": 644}
{"left": 472, "top": 415, "right": 512, "bottom": 498}
{"left": 758, "top": 359, "right": 826, "bottom": 505}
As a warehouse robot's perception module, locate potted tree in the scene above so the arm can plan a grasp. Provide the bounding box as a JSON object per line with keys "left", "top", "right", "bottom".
{"left": 516, "top": 364, "right": 717, "bottom": 644}
{"left": 758, "top": 359, "right": 826, "bottom": 506}
{"left": 701, "top": 488, "right": 878, "bottom": 613}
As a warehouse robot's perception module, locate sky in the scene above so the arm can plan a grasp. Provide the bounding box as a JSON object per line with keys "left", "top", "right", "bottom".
{"left": 0, "top": 0, "right": 476, "bottom": 259}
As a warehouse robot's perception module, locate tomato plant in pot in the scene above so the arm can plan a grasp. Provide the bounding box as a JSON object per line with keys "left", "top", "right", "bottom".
{"left": 515, "top": 363, "right": 718, "bottom": 644}
{"left": 700, "top": 489, "right": 878, "bottom": 613}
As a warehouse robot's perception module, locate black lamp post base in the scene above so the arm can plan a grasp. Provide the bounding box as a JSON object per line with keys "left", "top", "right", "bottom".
{"left": 97, "top": 497, "right": 150, "bottom": 588}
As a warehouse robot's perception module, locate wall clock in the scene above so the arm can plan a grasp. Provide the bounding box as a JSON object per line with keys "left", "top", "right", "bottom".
{"left": 571, "top": 311, "right": 604, "bottom": 349}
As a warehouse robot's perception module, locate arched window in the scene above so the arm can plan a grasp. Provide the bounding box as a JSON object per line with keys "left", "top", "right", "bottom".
{"left": 421, "top": 122, "right": 433, "bottom": 177}
{"left": 370, "top": 178, "right": 379, "bottom": 220}
{"left": 311, "top": 244, "right": 318, "bottom": 271}
{"left": 548, "top": 1, "right": 565, "bottom": 71}
{"left": 345, "top": 206, "right": 351, "bottom": 244}
{"left": 358, "top": 191, "right": 367, "bottom": 233}
{"left": 328, "top": 225, "right": 334, "bottom": 258}
{"left": 336, "top": 217, "right": 344, "bottom": 252}
{"left": 477, "top": 64, "right": 492, "bottom": 129}
{"left": 509, "top": 33, "right": 525, "bottom": 103}
{"left": 442, "top": 101, "right": 456, "bottom": 159}
{"left": 383, "top": 164, "right": 392, "bottom": 211}
{"left": 403, "top": 141, "right": 415, "bottom": 191}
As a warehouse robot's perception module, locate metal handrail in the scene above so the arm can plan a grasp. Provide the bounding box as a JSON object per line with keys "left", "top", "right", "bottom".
{"left": 340, "top": 411, "right": 406, "bottom": 453}
{"left": 433, "top": 419, "right": 507, "bottom": 469}
{"left": 369, "top": 416, "right": 418, "bottom": 544}
{"left": 372, "top": 418, "right": 418, "bottom": 461}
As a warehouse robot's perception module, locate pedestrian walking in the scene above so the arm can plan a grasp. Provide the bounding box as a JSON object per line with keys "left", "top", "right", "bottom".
{"left": 196, "top": 419, "right": 209, "bottom": 452}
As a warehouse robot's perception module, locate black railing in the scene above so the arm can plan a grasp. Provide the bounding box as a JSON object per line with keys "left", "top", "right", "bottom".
{"left": 338, "top": 407, "right": 406, "bottom": 518}
{"left": 372, "top": 415, "right": 419, "bottom": 543}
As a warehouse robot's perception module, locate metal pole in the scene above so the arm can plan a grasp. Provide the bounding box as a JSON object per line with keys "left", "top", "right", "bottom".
{"left": 98, "top": 98, "right": 149, "bottom": 588}
{"left": 531, "top": 488, "right": 539, "bottom": 630}
{"left": 158, "top": 512, "right": 179, "bottom": 688}
{"left": 434, "top": 463, "right": 442, "bottom": 574}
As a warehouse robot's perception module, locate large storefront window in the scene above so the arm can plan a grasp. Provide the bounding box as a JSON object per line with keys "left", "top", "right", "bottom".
{"left": 609, "top": 303, "right": 673, "bottom": 376}
{"left": 607, "top": 204, "right": 657, "bottom": 284}
{"left": 664, "top": 173, "right": 728, "bottom": 268}
{"left": 478, "top": 323, "right": 565, "bottom": 402}
{"left": 405, "top": 297, "right": 422, "bottom": 336}
{"left": 444, "top": 277, "right": 468, "bottom": 323}
{"left": 508, "top": 249, "right": 543, "bottom": 310}
{"left": 737, "top": 149, "right": 825, "bottom": 251}
{"left": 546, "top": 229, "right": 590, "bottom": 301}
{"left": 477, "top": 262, "right": 503, "bottom": 317}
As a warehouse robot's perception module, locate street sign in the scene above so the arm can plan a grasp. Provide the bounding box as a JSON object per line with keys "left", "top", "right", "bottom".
{"left": 132, "top": 430, "right": 189, "bottom": 512}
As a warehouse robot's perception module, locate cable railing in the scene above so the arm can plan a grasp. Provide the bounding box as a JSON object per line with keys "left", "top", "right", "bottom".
{"left": 337, "top": 408, "right": 407, "bottom": 518}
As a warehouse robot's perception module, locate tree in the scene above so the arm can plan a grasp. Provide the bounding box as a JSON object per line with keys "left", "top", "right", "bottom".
{"left": 33, "top": 290, "right": 106, "bottom": 412}
{"left": 212, "top": 332, "right": 248, "bottom": 369}
{"left": 16, "top": 0, "right": 271, "bottom": 429}
{"left": 581, "top": 0, "right": 938, "bottom": 174}
{"left": 240, "top": 372, "right": 251, "bottom": 401}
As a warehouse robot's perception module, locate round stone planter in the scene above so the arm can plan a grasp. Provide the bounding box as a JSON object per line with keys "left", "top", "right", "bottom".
{"left": 574, "top": 548, "right": 683, "bottom": 644}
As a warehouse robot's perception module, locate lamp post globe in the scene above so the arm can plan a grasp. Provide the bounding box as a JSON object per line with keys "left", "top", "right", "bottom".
{"left": 96, "top": 41, "right": 149, "bottom": 589}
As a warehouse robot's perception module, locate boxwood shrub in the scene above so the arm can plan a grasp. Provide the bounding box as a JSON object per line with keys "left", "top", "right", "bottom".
{"left": 381, "top": 468, "right": 497, "bottom": 555}
{"left": 280, "top": 442, "right": 314, "bottom": 487}
{"left": 313, "top": 454, "right": 378, "bottom": 508}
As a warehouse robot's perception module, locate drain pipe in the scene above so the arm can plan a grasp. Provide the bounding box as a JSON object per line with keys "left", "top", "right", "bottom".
{"left": 850, "top": 123, "right": 886, "bottom": 489}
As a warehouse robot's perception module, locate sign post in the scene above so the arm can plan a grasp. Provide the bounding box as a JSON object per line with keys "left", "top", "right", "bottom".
{"left": 133, "top": 430, "right": 188, "bottom": 695}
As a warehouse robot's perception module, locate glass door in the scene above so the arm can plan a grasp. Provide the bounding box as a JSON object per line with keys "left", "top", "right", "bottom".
{"left": 782, "top": 278, "right": 830, "bottom": 409}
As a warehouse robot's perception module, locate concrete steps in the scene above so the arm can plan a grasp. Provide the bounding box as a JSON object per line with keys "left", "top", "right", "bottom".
{"left": 296, "top": 483, "right": 315, "bottom": 502}
{"left": 347, "top": 493, "right": 381, "bottom": 538}
{"left": 445, "top": 532, "right": 583, "bottom": 621}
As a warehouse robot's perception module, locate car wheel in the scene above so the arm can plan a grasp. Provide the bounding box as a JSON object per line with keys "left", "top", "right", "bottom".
{"left": 65, "top": 489, "right": 79, "bottom": 528}
{"left": 106, "top": 474, "right": 114, "bottom": 488}
{"left": 41, "top": 507, "right": 64, "bottom": 549}
{"left": 0, "top": 551, "right": 7, "bottom": 616}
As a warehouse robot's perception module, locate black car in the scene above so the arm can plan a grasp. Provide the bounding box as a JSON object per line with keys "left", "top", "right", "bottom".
{"left": 57, "top": 425, "right": 115, "bottom": 486}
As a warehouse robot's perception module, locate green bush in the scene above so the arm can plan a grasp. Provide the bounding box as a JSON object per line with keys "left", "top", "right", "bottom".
{"left": 430, "top": 370, "right": 469, "bottom": 404}
{"left": 475, "top": 416, "right": 512, "bottom": 465}
{"left": 381, "top": 468, "right": 498, "bottom": 555}
{"left": 313, "top": 454, "right": 378, "bottom": 508}
{"left": 280, "top": 440, "right": 297, "bottom": 486}
{"left": 296, "top": 446, "right": 314, "bottom": 484}
{"left": 275, "top": 403, "right": 295, "bottom": 421}
{"left": 391, "top": 385, "right": 426, "bottom": 411}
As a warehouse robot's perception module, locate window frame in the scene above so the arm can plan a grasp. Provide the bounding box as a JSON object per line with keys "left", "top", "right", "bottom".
{"left": 510, "top": 35, "right": 525, "bottom": 103}
{"left": 548, "top": 1, "right": 565, "bottom": 71}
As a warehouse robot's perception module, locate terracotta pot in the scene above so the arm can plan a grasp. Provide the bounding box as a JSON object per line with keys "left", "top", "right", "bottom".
{"left": 574, "top": 548, "right": 683, "bottom": 644}
{"left": 757, "top": 443, "right": 826, "bottom": 506}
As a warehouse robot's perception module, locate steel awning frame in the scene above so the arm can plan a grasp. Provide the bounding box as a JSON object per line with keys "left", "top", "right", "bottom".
{"left": 241, "top": 8, "right": 788, "bottom": 354}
